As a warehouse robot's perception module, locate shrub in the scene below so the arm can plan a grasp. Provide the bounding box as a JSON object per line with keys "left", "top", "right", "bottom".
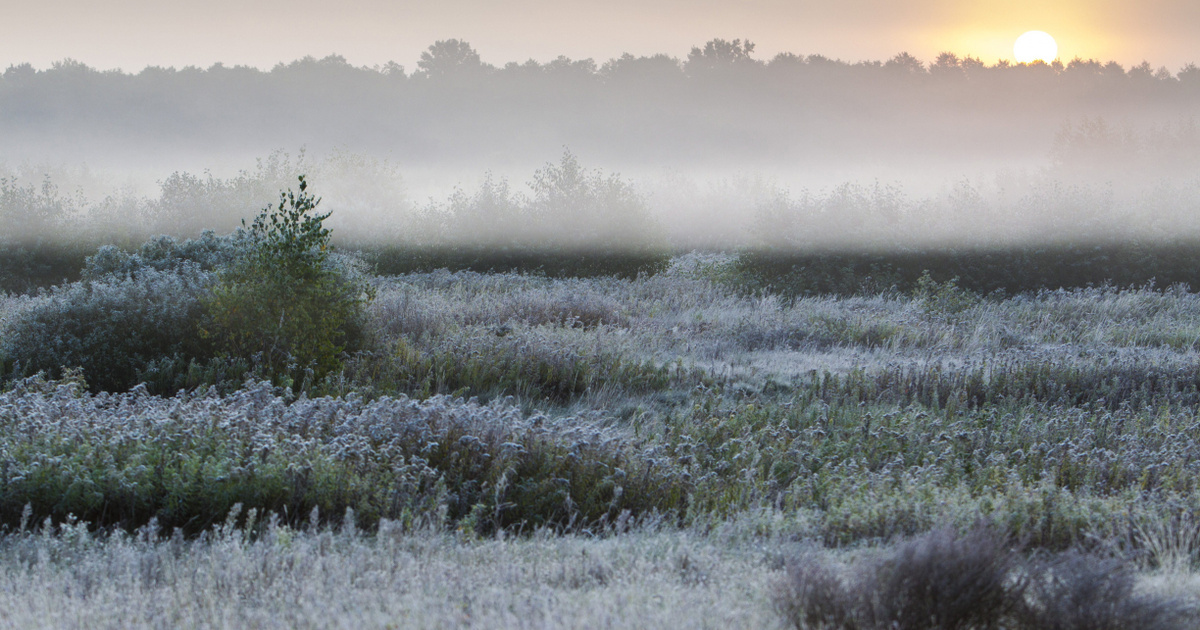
{"left": 1, "top": 264, "right": 213, "bottom": 392}
{"left": 202, "top": 176, "right": 373, "bottom": 387}
{"left": 858, "top": 527, "right": 1021, "bottom": 629}
{"left": 912, "top": 271, "right": 981, "bottom": 319}
{"left": 2, "top": 179, "right": 372, "bottom": 394}
{"left": 1017, "top": 551, "right": 1192, "bottom": 630}
{"left": 773, "top": 528, "right": 1193, "bottom": 630}
{"left": 774, "top": 527, "right": 1022, "bottom": 630}
{"left": 81, "top": 230, "right": 249, "bottom": 280}
{"left": 774, "top": 554, "right": 857, "bottom": 630}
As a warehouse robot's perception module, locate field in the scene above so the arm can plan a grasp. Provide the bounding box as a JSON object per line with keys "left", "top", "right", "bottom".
{"left": 3, "top": 239, "right": 1200, "bottom": 627}
{"left": 5, "top": 32, "right": 1200, "bottom": 628}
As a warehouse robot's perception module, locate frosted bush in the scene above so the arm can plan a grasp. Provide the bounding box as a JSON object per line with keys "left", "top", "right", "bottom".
{"left": 2, "top": 264, "right": 213, "bottom": 392}
{"left": 81, "top": 230, "right": 250, "bottom": 280}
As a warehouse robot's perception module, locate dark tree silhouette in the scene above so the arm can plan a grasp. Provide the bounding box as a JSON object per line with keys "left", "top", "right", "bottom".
{"left": 416, "top": 39, "right": 488, "bottom": 78}
{"left": 885, "top": 52, "right": 926, "bottom": 75}
{"left": 684, "top": 38, "right": 759, "bottom": 75}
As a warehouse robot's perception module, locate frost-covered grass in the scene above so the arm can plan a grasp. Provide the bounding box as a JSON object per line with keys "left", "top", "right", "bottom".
{"left": 0, "top": 520, "right": 1193, "bottom": 630}
{"left": 7, "top": 256, "right": 1200, "bottom": 626}
{"left": 0, "top": 525, "right": 783, "bottom": 630}
{"left": 356, "top": 264, "right": 1200, "bottom": 405}
{"left": 0, "top": 378, "right": 683, "bottom": 535}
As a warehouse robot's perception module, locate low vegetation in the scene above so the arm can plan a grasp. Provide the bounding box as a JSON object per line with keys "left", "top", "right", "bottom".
{"left": 2, "top": 177, "right": 1200, "bottom": 626}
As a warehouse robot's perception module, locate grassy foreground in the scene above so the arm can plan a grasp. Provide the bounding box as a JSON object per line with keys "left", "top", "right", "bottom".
{"left": 5, "top": 253, "right": 1200, "bottom": 626}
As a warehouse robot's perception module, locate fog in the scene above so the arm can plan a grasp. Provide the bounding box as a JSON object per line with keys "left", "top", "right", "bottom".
{"left": 2, "top": 39, "right": 1200, "bottom": 253}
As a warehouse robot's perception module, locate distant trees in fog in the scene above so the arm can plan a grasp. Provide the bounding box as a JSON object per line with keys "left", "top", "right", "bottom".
{"left": 1, "top": 39, "right": 1199, "bottom": 166}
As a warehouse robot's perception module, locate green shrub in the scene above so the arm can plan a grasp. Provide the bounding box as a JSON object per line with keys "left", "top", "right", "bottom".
{"left": 202, "top": 176, "right": 373, "bottom": 387}
{"left": 912, "top": 271, "right": 981, "bottom": 319}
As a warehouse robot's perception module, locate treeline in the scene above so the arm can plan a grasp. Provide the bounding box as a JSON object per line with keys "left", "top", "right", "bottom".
{"left": 3, "top": 39, "right": 1199, "bottom": 166}
{"left": 7, "top": 144, "right": 1200, "bottom": 294}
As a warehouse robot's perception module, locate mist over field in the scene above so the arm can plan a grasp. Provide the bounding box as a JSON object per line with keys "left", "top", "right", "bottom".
{"left": 3, "top": 39, "right": 1200, "bottom": 254}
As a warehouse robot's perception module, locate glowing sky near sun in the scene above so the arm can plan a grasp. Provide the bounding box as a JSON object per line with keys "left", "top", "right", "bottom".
{"left": 0, "top": 0, "right": 1196, "bottom": 71}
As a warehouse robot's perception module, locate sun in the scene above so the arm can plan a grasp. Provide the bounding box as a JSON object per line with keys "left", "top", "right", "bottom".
{"left": 1014, "top": 31, "right": 1058, "bottom": 64}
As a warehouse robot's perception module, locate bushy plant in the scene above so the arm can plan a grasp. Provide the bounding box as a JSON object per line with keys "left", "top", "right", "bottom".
{"left": 773, "top": 528, "right": 1192, "bottom": 630}
{"left": 81, "top": 230, "right": 249, "bottom": 280}
{"left": 774, "top": 554, "right": 857, "bottom": 630}
{"left": 1, "top": 264, "right": 213, "bottom": 392}
{"left": 1017, "top": 551, "right": 1192, "bottom": 630}
{"left": 912, "top": 271, "right": 981, "bottom": 319}
{"left": 0, "top": 230, "right": 259, "bottom": 392}
{"left": 859, "top": 527, "right": 1021, "bottom": 629}
{"left": 3, "top": 178, "right": 371, "bottom": 394}
{"left": 202, "top": 176, "right": 372, "bottom": 387}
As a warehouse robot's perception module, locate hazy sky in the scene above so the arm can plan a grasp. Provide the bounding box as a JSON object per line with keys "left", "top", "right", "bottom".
{"left": 2, "top": 0, "right": 1198, "bottom": 72}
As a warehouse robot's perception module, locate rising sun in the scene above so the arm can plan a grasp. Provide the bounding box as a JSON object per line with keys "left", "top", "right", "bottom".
{"left": 1014, "top": 31, "right": 1058, "bottom": 63}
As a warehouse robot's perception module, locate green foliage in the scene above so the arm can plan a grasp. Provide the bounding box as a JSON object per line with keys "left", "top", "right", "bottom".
{"left": 203, "top": 176, "right": 372, "bottom": 387}
{"left": 912, "top": 271, "right": 981, "bottom": 318}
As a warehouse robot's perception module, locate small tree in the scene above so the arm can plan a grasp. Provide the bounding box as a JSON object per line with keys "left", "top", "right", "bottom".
{"left": 202, "top": 176, "right": 371, "bottom": 387}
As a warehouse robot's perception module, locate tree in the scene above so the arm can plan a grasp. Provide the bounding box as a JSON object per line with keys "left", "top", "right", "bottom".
{"left": 930, "top": 52, "right": 964, "bottom": 79}
{"left": 416, "top": 40, "right": 488, "bottom": 79}
{"left": 203, "top": 176, "right": 371, "bottom": 387}
{"left": 527, "top": 150, "right": 663, "bottom": 252}
{"left": 885, "top": 52, "right": 926, "bottom": 75}
{"left": 684, "top": 38, "right": 759, "bottom": 75}
{"left": 1180, "top": 63, "right": 1200, "bottom": 89}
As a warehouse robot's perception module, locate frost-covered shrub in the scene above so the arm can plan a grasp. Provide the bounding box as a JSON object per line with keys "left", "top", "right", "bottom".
{"left": 1, "top": 229, "right": 254, "bottom": 392}
{"left": 773, "top": 528, "right": 1192, "bottom": 630}
{"left": 3, "top": 178, "right": 374, "bottom": 394}
{"left": 1018, "top": 551, "right": 1193, "bottom": 629}
{"left": 81, "top": 230, "right": 250, "bottom": 280}
{"left": 1, "top": 264, "right": 213, "bottom": 392}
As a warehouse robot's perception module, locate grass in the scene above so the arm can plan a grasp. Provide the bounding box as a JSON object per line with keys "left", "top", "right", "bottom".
{"left": 0, "top": 523, "right": 785, "bottom": 630}
{"left": 0, "top": 518, "right": 1192, "bottom": 629}
{"left": 7, "top": 254, "right": 1200, "bottom": 625}
{"left": 0, "top": 377, "right": 688, "bottom": 535}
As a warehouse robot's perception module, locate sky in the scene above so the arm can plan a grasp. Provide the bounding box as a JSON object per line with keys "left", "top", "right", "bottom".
{"left": 1, "top": 0, "right": 1198, "bottom": 73}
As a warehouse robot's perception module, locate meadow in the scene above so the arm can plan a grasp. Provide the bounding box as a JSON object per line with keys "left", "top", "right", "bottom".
{"left": 3, "top": 158, "right": 1200, "bottom": 626}
{"left": 4, "top": 241, "right": 1200, "bottom": 626}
